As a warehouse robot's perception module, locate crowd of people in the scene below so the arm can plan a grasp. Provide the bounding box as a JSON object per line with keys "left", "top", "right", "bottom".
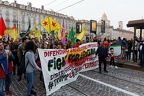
{"left": 0, "top": 35, "right": 143, "bottom": 96}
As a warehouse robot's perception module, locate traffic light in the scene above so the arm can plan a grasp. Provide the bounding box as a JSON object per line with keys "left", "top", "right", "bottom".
{"left": 76, "top": 22, "right": 82, "bottom": 33}
{"left": 101, "top": 20, "right": 105, "bottom": 33}
{"left": 90, "top": 20, "right": 97, "bottom": 34}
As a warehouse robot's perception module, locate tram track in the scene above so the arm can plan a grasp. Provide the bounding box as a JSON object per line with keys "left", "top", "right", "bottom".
{"left": 63, "top": 68, "right": 144, "bottom": 96}
{"left": 89, "top": 70, "right": 144, "bottom": 87}
{"left": 67, "top": 84, "right": 89, "bottom": 96}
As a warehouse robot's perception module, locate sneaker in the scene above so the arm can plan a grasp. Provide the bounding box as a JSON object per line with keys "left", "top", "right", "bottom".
{"left": 115, "top": 66, "right": 118, "bottom": 69}
{"left": 5, "top": 90, "right": 13, "bottom": 95}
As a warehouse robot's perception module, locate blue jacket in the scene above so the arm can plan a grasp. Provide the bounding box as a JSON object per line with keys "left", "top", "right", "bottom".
{"left": 0, "top": 50, "right": 10, "bottom": 75}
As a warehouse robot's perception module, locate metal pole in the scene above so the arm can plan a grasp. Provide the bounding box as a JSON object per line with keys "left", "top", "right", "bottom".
{"left": 140, "top": 29, "right": 142, "bottom": 42}
{"left": 133, "top": 27, "right": 136, "bottom": 61}
{"left": 17, "top": 9, "right": 20, "bottom": 38}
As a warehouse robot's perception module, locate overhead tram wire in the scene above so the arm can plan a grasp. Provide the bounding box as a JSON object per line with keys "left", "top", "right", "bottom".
{"left": 56, "top": 0, "right": 84, "bottom": 12}
{"left": 45, "top": 0, "right": 58, "bottom": 6}
{"left": 51, "top": 0, "right": 70, "bottom": 9}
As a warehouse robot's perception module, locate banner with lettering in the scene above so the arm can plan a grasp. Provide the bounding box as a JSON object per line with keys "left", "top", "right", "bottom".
{"left": 38, "top": 42, "right": 98, "bottom": 95}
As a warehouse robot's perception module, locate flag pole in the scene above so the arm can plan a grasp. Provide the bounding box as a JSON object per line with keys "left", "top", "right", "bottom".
{"left": 17, "top": 9, "right": 20, "bottom": 38}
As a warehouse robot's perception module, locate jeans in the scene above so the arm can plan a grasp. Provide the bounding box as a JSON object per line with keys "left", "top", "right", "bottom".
{"left": 26, "top": 71, "right": 35, "bottom": 96}
{"left": 127, "top": 50, "right": 131, "bottom": 60}
{"left": 0, "top": 78, "right": 5, "bottom": 96}
{"left": 5, "top": 73, "right": 13, "bottom": 91}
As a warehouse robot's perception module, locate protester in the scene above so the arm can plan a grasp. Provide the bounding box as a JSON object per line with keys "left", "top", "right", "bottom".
{"left": 17, "top": 37, "right": 28, "bottom": 81}
{"left": 10, "top": 39, "right": 19, "bottom": 75}
{"left": 0, "top": 43, "right": 8, "bottom": 96}
{"left": 109, "top": 48, "right": 118, "bottom": 69}
{"left": 74, "top": 39, "right": 80, "bottom": 48}
{"left": 96, "top": 42, "right": 108, "bottom": 73}
{"left": 127, "top": 40, "right": 132, "bottom": 60}
{"left": 4, "top": 44, "right": 15, "bottom": 95}
{"left": 25, "top": 41, "right": 41, "bottom": 96}
{"left": 139, "top": 38, "right": 144, "bottom": 67}
{"left": 134, "top": 38, "right": 139, "bottom": 62}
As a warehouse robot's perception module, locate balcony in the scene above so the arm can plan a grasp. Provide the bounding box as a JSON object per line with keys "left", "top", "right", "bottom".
{"left": 13, "top": 19, "right": 18, "bottom": 22}
{"left": 5, "top": 18, "right": 10, "bottom": 21}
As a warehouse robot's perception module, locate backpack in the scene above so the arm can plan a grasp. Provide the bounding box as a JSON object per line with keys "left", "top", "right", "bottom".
{"left": 18, "top": 51, "right": 29, "bottom": 75}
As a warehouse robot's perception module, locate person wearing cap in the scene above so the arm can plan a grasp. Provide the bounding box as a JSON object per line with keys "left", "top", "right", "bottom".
{"left": 74, "top": 39, "right": 80, "bottom": 48}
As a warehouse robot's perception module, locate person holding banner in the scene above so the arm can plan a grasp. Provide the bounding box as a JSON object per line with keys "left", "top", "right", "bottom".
{"left": 74, "top": 39, "right": 80, "bottom": 48}
{"left": 96, "top": 42, "right": 108, "bottom": 73}
{"left": 25, "top": 41, "right": 41, "bottom": 96}
{"left": 109, "top": 48, "right": 118, "bottom": 69}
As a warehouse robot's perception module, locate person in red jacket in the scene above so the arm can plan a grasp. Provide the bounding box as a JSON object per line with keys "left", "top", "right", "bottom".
{"left": 74, "top": 39, "right": 80, "bottom": 48}
{"left": 4, "top": 44, "right": 15, "bottom": 95}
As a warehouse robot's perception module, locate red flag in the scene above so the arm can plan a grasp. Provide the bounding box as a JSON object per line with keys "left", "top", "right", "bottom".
{"left": 12, "top": 26, "right": 17, "bottom": 30}
{"left": 0, "top": 16, "right": 6, "bottom": 37}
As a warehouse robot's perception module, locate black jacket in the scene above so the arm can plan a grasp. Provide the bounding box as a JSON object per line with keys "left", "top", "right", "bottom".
{"left": 96, "top": 46, "right": 108, "bottom": 58}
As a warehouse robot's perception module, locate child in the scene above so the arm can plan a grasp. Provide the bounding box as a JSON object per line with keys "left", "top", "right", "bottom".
{"left": 109, "top": 48, "right": 118, "bottom": 69}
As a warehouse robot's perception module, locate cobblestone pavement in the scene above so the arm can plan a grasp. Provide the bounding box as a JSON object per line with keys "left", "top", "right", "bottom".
{"left": 7, "top": 66, "right": 144, "bottom": 96}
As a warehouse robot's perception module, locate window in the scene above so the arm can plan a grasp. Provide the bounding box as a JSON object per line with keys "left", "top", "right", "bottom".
{"left": 21, "top": 11, "right": 25, "bottom": 15}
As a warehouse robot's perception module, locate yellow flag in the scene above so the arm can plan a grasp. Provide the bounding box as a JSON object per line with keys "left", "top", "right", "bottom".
{"left": 40, "top": 16, "right": 50, "bottom": 34}
{"left": 32, "top": 23, "right": 36, "bottom": 32}
{"left": 4, "top": 26, "right": 18, "bottom": 41}
{"left": 29, "top": 23, "right": 37, "bottom": 36}
{"left": 76, "top": 27, "right": 86, "bottom": 40}
{"left": 35, "top": 26, "right": 41, "bottom": 42}
{"left": 48, "top": 17, "right": 62, "bottom": 31}
{"left": 54, "top": 29, "right": 61, "bottom": 40}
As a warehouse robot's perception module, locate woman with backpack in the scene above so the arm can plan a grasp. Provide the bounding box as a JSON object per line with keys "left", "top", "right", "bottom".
{"left": 25, "top": 41, "right": 41, "bottom": 96}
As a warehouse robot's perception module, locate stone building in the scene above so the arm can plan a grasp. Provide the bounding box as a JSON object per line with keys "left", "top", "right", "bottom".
{"left": 97, "top": 13, "right": 113, "bottom": 39}
{"left": 0, "top": 0, "right": 76, "bottom": 37}
{"left": 0, "top": 0, "right": 134, "bottom": 41}
{"left": 112, "top": 21, "right": 133, "bottom": 40}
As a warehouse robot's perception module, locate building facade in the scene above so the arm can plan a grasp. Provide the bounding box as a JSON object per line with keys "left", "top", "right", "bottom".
{"left": 113, "top": 28, "right": 133, "bottom": 40}
{"left": 0, "top": 0, "right": 76, "bottom": 37}
{"left": 0, "top": 0, "right": 135, "bottom": 41}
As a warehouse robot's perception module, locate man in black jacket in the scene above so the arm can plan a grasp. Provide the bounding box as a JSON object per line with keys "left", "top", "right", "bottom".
{"left": 96, "top": 42, "right": 108, "bottom": 73}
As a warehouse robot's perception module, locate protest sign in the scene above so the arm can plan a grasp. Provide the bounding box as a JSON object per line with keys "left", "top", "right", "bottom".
{"left": 38, "top": 42, "right": 98, "bottom": 95}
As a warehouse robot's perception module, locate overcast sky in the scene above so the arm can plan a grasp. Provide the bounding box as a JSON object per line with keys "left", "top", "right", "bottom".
{"left": 8, "top": 0, "right": 144, "bottom": 29}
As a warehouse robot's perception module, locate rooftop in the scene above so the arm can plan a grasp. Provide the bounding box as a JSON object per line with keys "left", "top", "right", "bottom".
{"left": 127, "top": 19, "right": 144, "bottom": 29}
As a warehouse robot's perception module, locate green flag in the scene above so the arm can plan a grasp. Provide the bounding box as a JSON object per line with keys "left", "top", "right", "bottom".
{"left": 26, "top": 19, "right": 31, "bottom": 33}
{"left": 73, "top": 37, "right": 77, "bottom": 44}
{"left": 50, "top": 31, "right": 54, "bottom": 39}
{"left": 68, "top": 27, "right": 75, "bottom": 41}
{"left": 21, "top": 19, "right": 31, "bottom": 38}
